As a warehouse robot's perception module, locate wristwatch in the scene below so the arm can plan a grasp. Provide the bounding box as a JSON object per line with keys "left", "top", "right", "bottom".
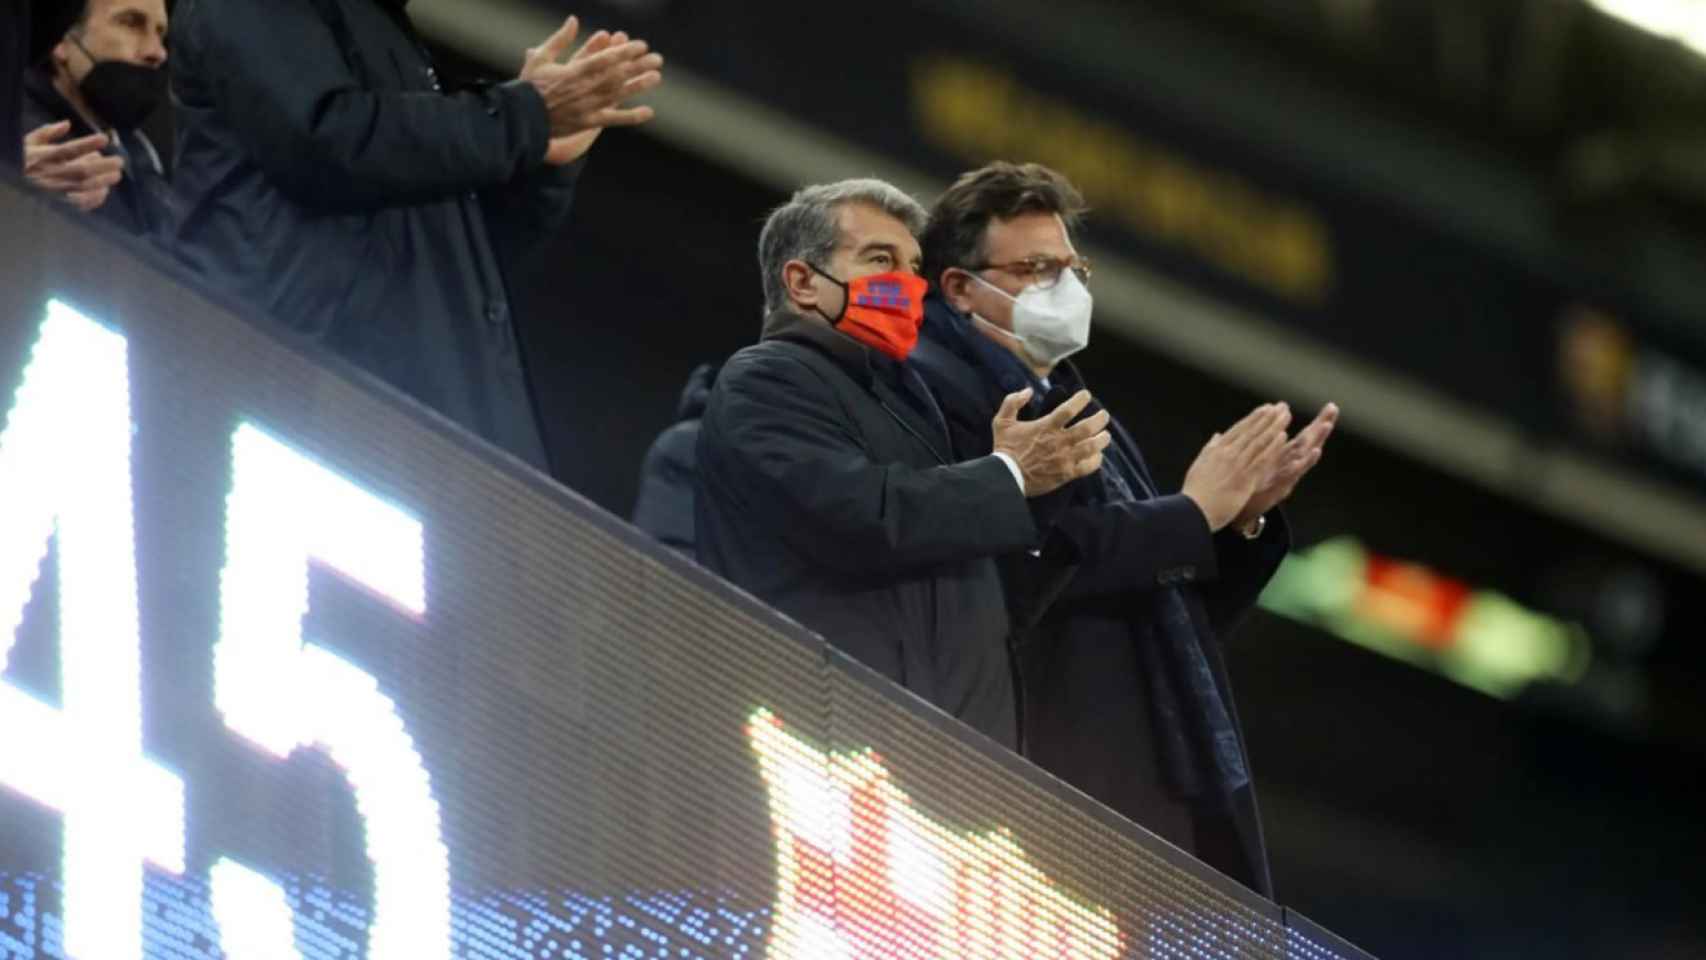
{"left": 1238, "top": 514, "right": 1266, "bottom": 540}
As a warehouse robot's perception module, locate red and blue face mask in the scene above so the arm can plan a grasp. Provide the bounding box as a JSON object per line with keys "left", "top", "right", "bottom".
{"left": 809, "top": 265, "right": 929, "bottom": 362}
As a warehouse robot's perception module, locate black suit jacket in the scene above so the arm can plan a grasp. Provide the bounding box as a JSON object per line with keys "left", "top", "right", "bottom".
{"left": 911, "top": 298, "right": 1287, "bottom": 895}
{"left": 695, "top": 310, "right": 1039, "bottom": 748}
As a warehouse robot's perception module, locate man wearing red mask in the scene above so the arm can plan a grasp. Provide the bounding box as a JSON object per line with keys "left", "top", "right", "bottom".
{"left": 695, "top": 178, "right": 1112, "bottom": 749}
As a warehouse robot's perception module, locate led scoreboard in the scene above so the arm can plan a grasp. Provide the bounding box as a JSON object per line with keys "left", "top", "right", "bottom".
{"left": 0, "top": 180, "right": 1373, "bottom": 960}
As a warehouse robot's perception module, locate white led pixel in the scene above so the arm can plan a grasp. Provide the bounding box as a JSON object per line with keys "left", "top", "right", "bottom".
{"left": 216, "top": 423, "right": 448, "bottom": 960}
{"left": 0, "top": 301, "right": 187, "bottom": 960}
{"left": 211, "top": 858, "right": 307, "bottom": 960}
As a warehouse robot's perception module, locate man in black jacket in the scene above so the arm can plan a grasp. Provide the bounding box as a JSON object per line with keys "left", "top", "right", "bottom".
{"left": 914, "top": 162, "right": 1338, "bottom": 895}
{"left": 1, "top": 0, "right": 69, "bottom": 167}
{"left": 23, "top": 0, "right": 174, "bottom": 238}
{"left": 7, "top": 0, "right": 115, "bottom": 198}
{"left": 168, "top": 1, "right": 663, "bottom": 469}
{"left": 696, "top": 178, "right": 1112, "bottom": 749}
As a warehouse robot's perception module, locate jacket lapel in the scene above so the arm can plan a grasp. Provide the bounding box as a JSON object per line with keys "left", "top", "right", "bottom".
{"left": 765, "top": 308, "right": 952, "bottom": 465}
{"left": 870, "top": 376, "right": 951, "bottom": 466}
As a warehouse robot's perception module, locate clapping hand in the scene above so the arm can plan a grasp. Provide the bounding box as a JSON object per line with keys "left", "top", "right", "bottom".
{"left": 991, "top": 389, "right": 1113, "bottom": 498}
{"left": 1231, "top": 402, "right": 1338, "bottom": 532}
{"left": 520, "top": 16, "right": 665, "bottom": 166}
{"left": 1180, "top": 404, "right": 1291, "bottom": 532}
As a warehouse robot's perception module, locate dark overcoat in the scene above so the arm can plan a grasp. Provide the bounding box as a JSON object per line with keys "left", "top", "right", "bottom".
{"left": 695, "top": 310, "right": 1041, "bottom": 748}
{"left": 169, "top": 0, "right": 579, "bottom": 468}
{"left": 912, "top": 296, "right": 1287, "bottom": 895}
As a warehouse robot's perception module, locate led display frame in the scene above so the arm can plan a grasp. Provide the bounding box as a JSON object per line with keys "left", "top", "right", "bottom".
{"left": 0, "top": 178, "right": 1375, "bottom": 960}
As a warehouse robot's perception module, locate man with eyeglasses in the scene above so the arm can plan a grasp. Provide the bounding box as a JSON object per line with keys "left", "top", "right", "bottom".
{"left": 913, "top": 161, "right": 1338, "bottom": 896}
{"left": 696, "top": 178, "right": 1114, "bottom": 751}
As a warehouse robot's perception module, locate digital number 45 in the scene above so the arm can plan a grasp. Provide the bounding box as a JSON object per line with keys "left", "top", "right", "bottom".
{"left": 0, "top": 301, "right": 452, "bottom": 960}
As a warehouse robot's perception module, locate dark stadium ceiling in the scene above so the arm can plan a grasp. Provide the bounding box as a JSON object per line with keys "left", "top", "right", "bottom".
{"left": 561, "top": 0, "right": 1706, "bottom": 227}
{"left": 1126, "top": 0, "right": 1706, "bottom": 218}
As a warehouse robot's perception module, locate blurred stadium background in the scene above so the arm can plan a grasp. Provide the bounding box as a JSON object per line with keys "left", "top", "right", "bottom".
{"left": 376, "top": 1, "right": 1706, "bottom": 957}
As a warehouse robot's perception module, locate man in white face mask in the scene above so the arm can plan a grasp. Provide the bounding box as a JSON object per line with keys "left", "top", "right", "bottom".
{"left": 913, "top": 161, "right": 1338, "bottom": 898}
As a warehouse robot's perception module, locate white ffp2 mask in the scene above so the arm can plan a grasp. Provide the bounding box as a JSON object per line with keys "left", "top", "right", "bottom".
{"left": 972, "top": 269, "right": 1094, "bottom": 367}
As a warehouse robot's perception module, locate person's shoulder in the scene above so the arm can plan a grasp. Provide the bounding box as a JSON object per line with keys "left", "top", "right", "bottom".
{"left": 708, "top": 340, "right": 850, "bottom": 424}
{"left": 719, "top": 339, "right": 834, "bottom": 386}
{"left": 731, "top": 336, "right": 818, "bottom": 363}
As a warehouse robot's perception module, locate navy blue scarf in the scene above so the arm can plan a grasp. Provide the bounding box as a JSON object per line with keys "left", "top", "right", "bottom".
{"left": 921, "top": 297, "right": 1250, "bottom": 807}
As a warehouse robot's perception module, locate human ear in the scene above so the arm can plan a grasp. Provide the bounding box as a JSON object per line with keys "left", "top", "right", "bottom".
{"left": 940, "top": 268, "right": 978, "bottom": 316}
{"left": 782, "top": 260, "right": 821, "bottom": 312}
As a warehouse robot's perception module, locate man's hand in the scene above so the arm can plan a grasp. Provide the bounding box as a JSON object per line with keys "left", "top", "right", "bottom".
{"left": 991, "top": 388, "right": 1112, "bottom": 498}
{"left": 23, "top": 121, "right": 123, "bottom": 212}
{"left": 1232, "top": 402, "right": 1339, "bottom": 532}
{"left": 520, "top": 16, "right": 664, "bottom": 166}
{"left": 1180, "top": 403, "right": 1292, "bottom": 532}
{"left": 537, "top": 29, "right": 635, "bottom": 164}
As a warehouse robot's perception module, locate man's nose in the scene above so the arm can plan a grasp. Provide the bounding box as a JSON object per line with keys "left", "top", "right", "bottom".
{"left": 141, "top": 34, "right": 168, "bottom": 67}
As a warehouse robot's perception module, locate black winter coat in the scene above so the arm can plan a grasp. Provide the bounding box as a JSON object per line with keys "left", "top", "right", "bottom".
{"left": 633, "top": 362, "right": 718, "bottom": 554}
{"left": 912, "top": 298, "right": 1287, "bottom": 896}
{"left": 695, "top": 311, "right": 1040, "bottom": 749}
{"left": 168, "top": 0, "right": 579, "bottom": 469}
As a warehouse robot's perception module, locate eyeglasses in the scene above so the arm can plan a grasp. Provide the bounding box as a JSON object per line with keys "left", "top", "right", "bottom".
{"left": 970, "top": 256, "right": 1093, "bottom": 290}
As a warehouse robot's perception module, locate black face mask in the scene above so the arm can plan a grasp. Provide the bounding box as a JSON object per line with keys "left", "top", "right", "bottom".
{"left": 72, "top": 36, "right": 167, "bottom": 131}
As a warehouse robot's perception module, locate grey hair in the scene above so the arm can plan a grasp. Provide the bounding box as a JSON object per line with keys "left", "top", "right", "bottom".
{"left": 757, "top": 178, "right": 928, "bottom": 316}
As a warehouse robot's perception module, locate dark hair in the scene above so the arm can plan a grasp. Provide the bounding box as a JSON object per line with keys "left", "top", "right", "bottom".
{"left": 921, "top": 162, "right": 1088, "bottom": 290}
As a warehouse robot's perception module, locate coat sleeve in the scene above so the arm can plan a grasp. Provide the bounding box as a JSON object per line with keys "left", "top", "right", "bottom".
{"left": 1197, "top": 508, "right": 1291, "bottom": 638}
{"left": 1044, "top": 493, "right": 1222, "bottom": 601}
{"left": 481, "top": 154, "right": 584, "bottom": 271}
{"left": 182, "top": 0, "right": 552, "bottom": 209}
{"left": 702, "top": 352, "right": 1039, "bottom": 574}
